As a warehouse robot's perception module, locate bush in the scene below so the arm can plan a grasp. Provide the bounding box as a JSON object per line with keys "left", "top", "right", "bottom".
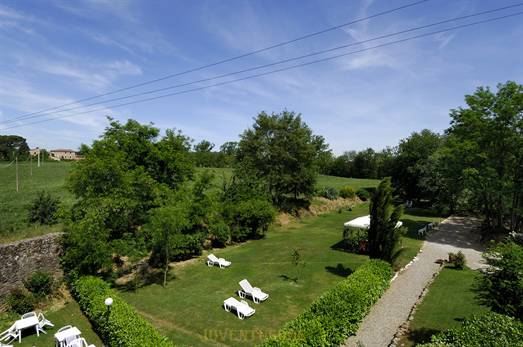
{"left": 318, "top": 186, "right": 339, "bottom": 200}
{"left": 226, "top": 199, "right": 276, "bottom": 242}
{"left": 356, "top": 188, "right": 370, "bottom": 201}
{"left": 209, "top": 220, "right": 230, "bottom": 247}
{"left": 23, "top": 271, "right": 54, "bottom": 297}
{"left": 476, "top": 241, "right": 523, "bottom": 318}
{"left": 6, "top": 288, "right": 36, "bottom": 314}
{"left": 72, "top": 276, "right": 174, "bottom": 347}
{"left": 342, "top": 227, "right": 367, "bottom": 252}
{"left": 27, "top": 190, "right": 60, "bottom": 225}
{"left": 339, "top": 186, "right": 356, "bottom": 199}
{"left": 258, "top": 260, "right": 393, "bottom": 346}
{"left": 448, "top": 251, "right": 466, "bottom": 269}
{"left": 418, "top": 312, "right": 523, "bottom": 347}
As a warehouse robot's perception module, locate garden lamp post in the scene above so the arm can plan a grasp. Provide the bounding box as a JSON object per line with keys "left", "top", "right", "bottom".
{"left": 104, "top": 297, "right": 113, "bottom": 346}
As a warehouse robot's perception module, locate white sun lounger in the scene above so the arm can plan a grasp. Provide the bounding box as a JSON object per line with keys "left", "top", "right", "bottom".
{"left": 238, "top": 279, "right": 269, "bottom": 303}
{"left": 207, "top": 254, "right": 231, "bottom": 268}
{"left": 223, "top": 297, "right": 255, "bottom": 319}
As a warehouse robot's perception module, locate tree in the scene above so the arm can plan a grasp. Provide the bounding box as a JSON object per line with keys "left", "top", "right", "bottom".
{"left": 194, "top": 140, "right": 214, "bottom": 153}
{"left": 0, "top": 135, "right": 29, "bottom": 160}
{"left": 368, "top": 177, "right": 404, "bottom": 261}
{"left": 237, "top": 110, "right": 326, "bottom": 208}
{"left": 392, "top": 129, "right": 442, "bottom": 200}
{"left": 352, "top": 148, "right": 378, "bottom": 178}
{"left": 476, "top": 241, "right": 523, "bottom": 319}
{"left": 27, "top": 191, "right": 60, "bottom": 225}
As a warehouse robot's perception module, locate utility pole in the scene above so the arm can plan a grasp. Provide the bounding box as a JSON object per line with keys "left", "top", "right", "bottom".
{"left": 30, "top": 155, "right": 33, "bottom": 177}
{"left": 15, "top": 155, "right": 19, "bottom": 192}
{"left": 37, "top": 148, "right": 40, "bottom": 167}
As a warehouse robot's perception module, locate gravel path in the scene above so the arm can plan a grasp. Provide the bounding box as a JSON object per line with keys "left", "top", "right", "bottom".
{"left": 343, "top": 216, "right": 485, "bottom": 347}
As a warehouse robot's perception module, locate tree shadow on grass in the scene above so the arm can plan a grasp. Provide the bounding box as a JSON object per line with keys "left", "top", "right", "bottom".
{"left": 330, "top": 239, "right": 349, "bottom": 252}
{"left": 405, "top": 207, "right": 445, "bottom": 218}
{"left": 325, "top": 263, "right": 353, "bottom": 277}
{"left": 405, "top": 327, "right": 441, "bottom": 345}
{"left": 278, "top": 274, "right": 298, "bottom": 283}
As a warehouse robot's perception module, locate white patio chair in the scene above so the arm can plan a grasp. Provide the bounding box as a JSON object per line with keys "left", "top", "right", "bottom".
{"left": 0, "top": 324, "right": 19, "bottom": 344}
{"left": 238, "top": 279, "right": 269, "bottom": 303}
{"left": 0, "top": 343, "right": 13, "bottom": 347}
{"left": 66, "top": 337, "right": 95, "bottom": 347}
{"left": 20, "top": 312, "right": 36, "bottom": 320}
{"left": 206, "top": 254, "right": 231, "bottom": 268}
{"left": 417, "top": 226, "right": 426, "bottom": 237}
{"left": 223, "top": 297, "right": 255, "bottom": 319}
{"left": 57, "top": 325, "right": 73, "bottom": 333}
{"left": 36, "top": 313, "right": 54, "bottom": 334}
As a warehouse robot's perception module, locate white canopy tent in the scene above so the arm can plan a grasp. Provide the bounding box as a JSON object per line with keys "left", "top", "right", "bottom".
{"left": 343, "top": 215, "right": 403, "bottom": 229}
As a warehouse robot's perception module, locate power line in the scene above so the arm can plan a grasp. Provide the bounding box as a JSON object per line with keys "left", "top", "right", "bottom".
{"left": 2, "top": 3, "right": 521, "bottom": 125}
{"left": 2, "top": 0, "right": 430, "bottom": 123}
{"left": 2, "top": 11, "right": 522, "bottom": 131}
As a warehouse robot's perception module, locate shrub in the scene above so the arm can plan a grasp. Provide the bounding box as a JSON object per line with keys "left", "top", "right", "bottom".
{"left": 356, "top": 188, "right": 370, "bottom": 201}
{"left": 210, "top": 220, "right": 230, "bottom": 247}
{"left": 339, "top": 186, "right": 356, "bottom": 199}
{"left": 318, "top": 186, "right": 339, "bottom": 200}
{"left": 225, "top": 199, "right": 276, "bottom": 242}
{"left": 448, "top": 251, "right": 466, "bottom": 269}
{"left": 258, "top": 260, "right": 393, "bottom": 346}
{"left": 6, "top": 288, "right": 36, "bottom": 314}
{"left": 476, "top": 241, "right": 523, "bottom": 318}
{"left": 27, "top": 190, "right": 60, "bottom": 225}
{"left": 23, "top": 271, "right": 54, "bottom": 297}
{"left": 418, "top": 312, "right": 523, "bottom": 347}
{"left": 342, "top": 227, "right": 367, "bottom": 252}
{"left": 72, "top": 276, "right": 174, "bottom": 347}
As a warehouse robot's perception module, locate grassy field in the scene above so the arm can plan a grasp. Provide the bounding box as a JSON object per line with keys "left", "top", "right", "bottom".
{"left": 120, "top": 205, "right": 440, "bottom": 347}
{"left": 0, "top": 161, "right": 74, "bottom": 242}
{"left": 0, "top": 300, "right": 102, "bottom": 346}
{"left": 398, "top": 266, "right": 490, "bottom": 346}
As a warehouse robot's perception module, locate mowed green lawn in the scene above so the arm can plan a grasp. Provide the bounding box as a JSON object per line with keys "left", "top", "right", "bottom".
{"left": 0, "top": 301, "right": 102, "bottom": 347}
{"left": 0, "top": 161, "right": 74, "bottom": 242}
{"left": 398, "top": 266, "right": 489, "bottom": 346}
{"left": 120, "top": 204, "right": 440, "bottom": 347}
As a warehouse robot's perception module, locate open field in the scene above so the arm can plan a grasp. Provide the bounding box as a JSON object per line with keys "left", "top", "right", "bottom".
{"left": 398, "top": 266, "right": 489, "bottom": 346}
{"left": 0, "top": 161, "right": 74, "bottom": 242}
{"left": 0, "top": 300, "right": 102, "bottom": 347}
{"left": 120, "top": 205, "right": 440, "bottom": 347}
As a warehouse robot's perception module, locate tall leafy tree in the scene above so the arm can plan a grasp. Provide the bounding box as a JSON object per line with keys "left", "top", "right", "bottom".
{"left": 237, "top": 110, "right": 327, "bottom": 208}
{"left": 0, "top": 135, "right": 30, "bottom": 160}
{"left": 368, "top": 177, "right": 404, "bottom": 261}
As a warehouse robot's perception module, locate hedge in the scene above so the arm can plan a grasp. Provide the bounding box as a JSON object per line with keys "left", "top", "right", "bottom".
{"left": 418, "top": 312, "right": 523, "bottom": 347}
{"left": 258, "top": 260, "right": 393, "bottom": 346}
{"left": 72, "top": 276, "right": 174, "bottom": 347}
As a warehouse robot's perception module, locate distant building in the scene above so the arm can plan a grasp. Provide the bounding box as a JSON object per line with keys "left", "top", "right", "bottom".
{"left": 50, "top": 149, "right": 78, "bottom": 161}
{"left": 29, "top": 148, "right": 41, "bottom": 156}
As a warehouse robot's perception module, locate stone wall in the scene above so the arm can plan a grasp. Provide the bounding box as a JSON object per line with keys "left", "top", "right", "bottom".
{"left": 0, "top": 233, "right": 63, "bottom": 305}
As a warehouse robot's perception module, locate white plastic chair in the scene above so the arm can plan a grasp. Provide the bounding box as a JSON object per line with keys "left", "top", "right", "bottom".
{"left": 223, "top": 297, "right": 255, "bottom": 319}
{"left": 0, "top": 324, "right": 19, "bottom": 344}
{"left": 238, "top": 279, "right": 269, "bottom": 303}
{"left": 37, "top": 313, "right": 54, "bottom": 334}
{"left": 206, "top": 254, "right": 231, "bottom": 268}
{"left": 20, "top": 312, "right": 36, "bottom": 320}
{"left": 67, "top": 337, "right": 95, "bottom": 347}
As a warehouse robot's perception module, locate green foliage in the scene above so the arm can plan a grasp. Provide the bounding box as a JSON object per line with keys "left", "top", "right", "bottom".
{"left": 339, "top": 186, "right": 356, "bottom": 199}
{"left": 356, "top": 188, "right": 370, "bottom": 201}
{"left": 6, "top": 288, "right": 36, "bottom": 314}
{"left": 258, "top": 260, "right": 393, "bottom": 347}
{"left": 226, "top": 198, "right": 276, "bottom": 241}
{"left": 318, "top": 186, "right": 339, "bottom": 200}
{"left": 27, "top": 190, "right": 60, "bottom": 225}
{"left": 418, "top": 312, "right": 523, "bottom": 347}
{"left": 476, "top": 241, "right": 523, "bottom": 318}
{"left": 368, "top": 178, "right": 404, "bottom": 262}
{"left": 23, "top": 271, "right": 54, "bottom": 297}
{"left": 0, "top": 135, "right": 30, "bottom": 160}
{"left": 343, "top": 227, "right": 367, "bottom": 252}
{"left": 448, "top": 251, "right": 466, "bottom": 269}
{"left": 72, "top": 276, "right": 174, "bottom": 347}
{"left": 209, "top": 220, "right": 230, "bottom": 247}
{"left": 237, "top": 110, "right": 327, "bottom": 208}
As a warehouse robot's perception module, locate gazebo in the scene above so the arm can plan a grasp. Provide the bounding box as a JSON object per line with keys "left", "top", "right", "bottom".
{"left": 343, "top": 215, "right": 403, "bottom": 252}
{"left": 343, "top": 215, "right": 403, "bottom": 229}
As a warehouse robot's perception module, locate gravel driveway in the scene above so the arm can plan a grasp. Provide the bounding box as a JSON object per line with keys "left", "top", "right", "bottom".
{"left": 343, "top": 216, "right": 485, "bottom": 347}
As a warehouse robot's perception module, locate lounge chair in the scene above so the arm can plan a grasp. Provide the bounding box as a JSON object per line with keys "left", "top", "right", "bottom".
{"left": 67, "top": 337, "right": 95, "bottom": 347}
{"left": 36, "top": 313, "right": 54, "bottom": 334}
{"left": 238, "top": 279, "right": 269, "bottom": 303}
{"left": 207, "top": 254, "right": 231, "bottom": 268}
{"left": 223, "top": 297, "right": 255, "bottom": 319}
{"left": 0, "top": 324, "right": 18, "bottom": 344}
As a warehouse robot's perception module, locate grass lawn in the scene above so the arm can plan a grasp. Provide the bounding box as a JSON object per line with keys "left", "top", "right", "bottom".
{"left": 398, "top": 266, "right": 490, "bottom": 346}
{"left": 0, "top": 300, "right": 102, "bottom": 347}
{"left": 0, "top": 161, "right": 74, "bottom": 242}
{"left": 120, "top": 204, "right": 440, "bottom": 347}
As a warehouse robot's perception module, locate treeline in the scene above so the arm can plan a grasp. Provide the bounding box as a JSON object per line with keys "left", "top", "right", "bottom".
{"left": 0, "top": 135, "right": 30, "bottom": 161}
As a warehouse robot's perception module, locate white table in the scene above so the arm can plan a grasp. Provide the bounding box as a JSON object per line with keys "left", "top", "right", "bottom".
{"left": 54, "top": 327, "right": 81, "bottom": 347}
{"left": 14, "top": 316, "right": 39, "bottom": 343}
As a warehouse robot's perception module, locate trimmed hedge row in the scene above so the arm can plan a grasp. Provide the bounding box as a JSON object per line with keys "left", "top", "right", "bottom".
{"left": 419, "top": 312, "right": 523, "bottom": 347}
{"left": 72, "top": 276, "right": 174, "bottom": 347}
{"left": 258, "top": 260, "right": 393, "bottom": 346}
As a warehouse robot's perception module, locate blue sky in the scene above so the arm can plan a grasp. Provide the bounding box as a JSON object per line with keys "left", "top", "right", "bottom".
{"left": 0, "top": 0, "right": 521, "bottom": 154}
